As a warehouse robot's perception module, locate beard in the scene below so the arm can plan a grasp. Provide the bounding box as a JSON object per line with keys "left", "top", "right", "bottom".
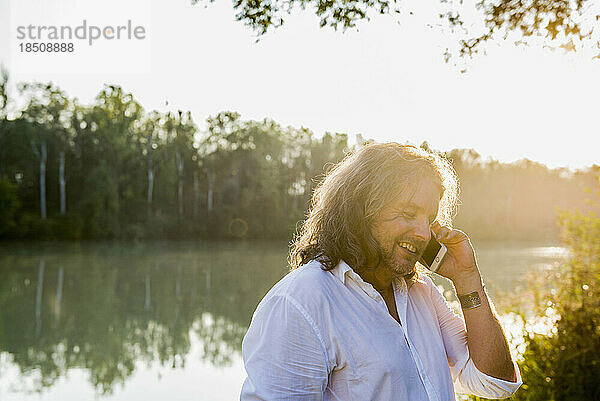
{"left": 376, "top": 239, "right": 422, "bottom": 278}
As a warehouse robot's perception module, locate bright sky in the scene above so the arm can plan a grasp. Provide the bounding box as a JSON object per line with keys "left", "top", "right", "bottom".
{"left": 1, "top": 0, "right": 599, "bottom": 170}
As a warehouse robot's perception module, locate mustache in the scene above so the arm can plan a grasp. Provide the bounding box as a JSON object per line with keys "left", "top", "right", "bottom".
{"left": 395, "top": 238, "right": 427, "bottom": 254}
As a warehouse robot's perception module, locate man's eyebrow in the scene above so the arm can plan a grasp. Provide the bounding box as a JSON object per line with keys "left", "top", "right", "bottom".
{"left": 396, "top": 201, "right": 422, "bottom": 211}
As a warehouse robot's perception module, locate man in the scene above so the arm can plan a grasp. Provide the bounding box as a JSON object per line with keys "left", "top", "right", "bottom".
{"left": 240, "top": 142, "right": 522, "bottom": 400}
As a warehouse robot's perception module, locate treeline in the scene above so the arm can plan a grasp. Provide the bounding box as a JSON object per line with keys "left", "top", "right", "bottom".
{"left": 0, "top": 75, "right": 598, "bottom": 241}
{"left": 445, "top": 148, "right": 599, "bottom": 241}
{"left": 0, "top": 77, "right": 348, "bottom": 240}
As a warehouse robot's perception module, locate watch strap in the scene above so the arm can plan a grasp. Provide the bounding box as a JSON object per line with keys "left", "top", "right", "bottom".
{"left": 458, "top": 286, "right": 484, "bottom": 310}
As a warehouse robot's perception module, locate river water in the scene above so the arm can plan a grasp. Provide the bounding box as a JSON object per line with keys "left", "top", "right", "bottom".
{"left": 0, "top": 240, "right": 568, "bottom": 400}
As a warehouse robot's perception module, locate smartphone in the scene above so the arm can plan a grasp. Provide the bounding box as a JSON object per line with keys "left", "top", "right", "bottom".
{"left": 419, "top": 230, "right": 447, "bottom": 272}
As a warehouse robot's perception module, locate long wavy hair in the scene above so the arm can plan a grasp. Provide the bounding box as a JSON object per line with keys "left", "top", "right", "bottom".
{"left": 288, "top": 142, "right": 459, "bottom": 277}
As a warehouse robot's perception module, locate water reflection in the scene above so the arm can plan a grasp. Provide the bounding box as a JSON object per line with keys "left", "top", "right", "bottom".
{"left": 0, "top": 241, "right": 289, "bottom": 395}
{"left": 0, "top": 240, "right": 567, "bottom": 398}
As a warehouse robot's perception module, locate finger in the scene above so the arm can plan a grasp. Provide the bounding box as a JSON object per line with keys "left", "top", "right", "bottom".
{"left": 439, "top": 228, "right": 452, "bottom": 242}
{"left": 430, "top": 221, "right": 443, "bottom": 236}
{"left": 434, "top": 226, "right": 452, "bottom": 242}
{"left": 443, "top": 230, "right": 472, "bottom": 247}
{"left": 442, "top": 230, "right": 467, "bottom": 243}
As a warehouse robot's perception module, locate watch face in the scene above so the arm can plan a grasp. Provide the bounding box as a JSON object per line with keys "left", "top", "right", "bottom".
{"left": 459, "top": 291, "right": 483, "bottom": 309}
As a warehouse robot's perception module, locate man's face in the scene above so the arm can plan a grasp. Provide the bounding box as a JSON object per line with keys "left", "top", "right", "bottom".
{"left": 370, "top": 179, "right": 441, "bottom": 277}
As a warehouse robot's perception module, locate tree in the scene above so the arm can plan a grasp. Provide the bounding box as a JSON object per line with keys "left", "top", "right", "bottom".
{"left": 0, "top": 67, "right": 10, "bottom": 178}
{"left": 0, "top": 176, "right": 19, "bottom": 236}
{"left": 19, "top": 82, "right": 70, "bottom": 221}
{"left": 0, "top": 67, "right": 7, "bottom": 114}
{"left": 139, "top": 111, "right": 162, "bottom": 216}
{"left": 86, "top": 85, "right": 144, "bottom": 235}
{"left": 193, "top": 0, "right": 599, "bottom": 58}
{"left": 164, "top": 111, "right": 196, "bottom": 221}
{"left": 200, "top": 111, "right": 243, "bottom": 219}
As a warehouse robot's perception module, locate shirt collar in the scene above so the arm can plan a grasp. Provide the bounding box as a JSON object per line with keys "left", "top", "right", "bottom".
{"left": 332, "top": 260, "right": 382, "bottom": 300}
{"left": 329, "top": 259, "right": 394, "bottom": 300}
{"left": 330, "top": 259, "right": 354, "bottom": 284}
{"left": 330, "top": 259, "right": 427, "bottom": 291}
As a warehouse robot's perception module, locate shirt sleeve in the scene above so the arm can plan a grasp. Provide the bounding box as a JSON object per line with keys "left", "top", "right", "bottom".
{"left": 428, "top": 280, "right": 522, "bottom": 399}
{"left": 240, "top": 294, "right": 330, "bottom": 400}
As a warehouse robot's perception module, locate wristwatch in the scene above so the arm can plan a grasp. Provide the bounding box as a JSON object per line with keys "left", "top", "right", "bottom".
{"left": 458, "top": 285, "right": 485, "bottom": 309}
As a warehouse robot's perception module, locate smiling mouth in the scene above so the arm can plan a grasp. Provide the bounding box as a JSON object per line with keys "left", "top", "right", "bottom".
{"left": 397, "top": 241, "right": 417, "bottom": 254}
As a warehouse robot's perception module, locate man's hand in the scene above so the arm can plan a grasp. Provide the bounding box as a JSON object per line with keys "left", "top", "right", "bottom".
{"left": 429, "top": 221, "right": 480, "bottom": 289}
{"left": 429, "top": 222, "right": 517, "bottom": 383}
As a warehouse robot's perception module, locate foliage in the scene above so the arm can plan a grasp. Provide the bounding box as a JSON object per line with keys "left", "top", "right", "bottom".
{"left": 444, "top": 149, "right": 599, "bottom": 241}
{"left": 0, "top": 176, "right": 20, "bottom": 235}
{"left": 0, "top": 77, "right": 351, "bottom": 240}
{"left": 192, "top": 0, "right": 599, "bottom": 58}
{"left": 470, "top": 183, "right": 600, "bottom": 400}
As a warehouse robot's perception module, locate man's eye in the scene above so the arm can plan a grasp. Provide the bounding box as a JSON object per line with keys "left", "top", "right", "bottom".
{"left": 402, "top": 211, "right": 416, "bottom": 219}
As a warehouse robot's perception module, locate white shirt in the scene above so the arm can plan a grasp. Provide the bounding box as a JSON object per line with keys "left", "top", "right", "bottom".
{"left": 240, "top": 259, "right": 522, "bottom": 400}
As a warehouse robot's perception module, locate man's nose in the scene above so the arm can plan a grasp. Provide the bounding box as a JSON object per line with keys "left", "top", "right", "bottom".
{"left": 411, "top": 216, "right": 431, "bottom": 242}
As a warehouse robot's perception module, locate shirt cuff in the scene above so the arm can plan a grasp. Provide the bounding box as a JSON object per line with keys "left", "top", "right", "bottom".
{"left": 454, "top": 357, "right": 523, "bottom": 399}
